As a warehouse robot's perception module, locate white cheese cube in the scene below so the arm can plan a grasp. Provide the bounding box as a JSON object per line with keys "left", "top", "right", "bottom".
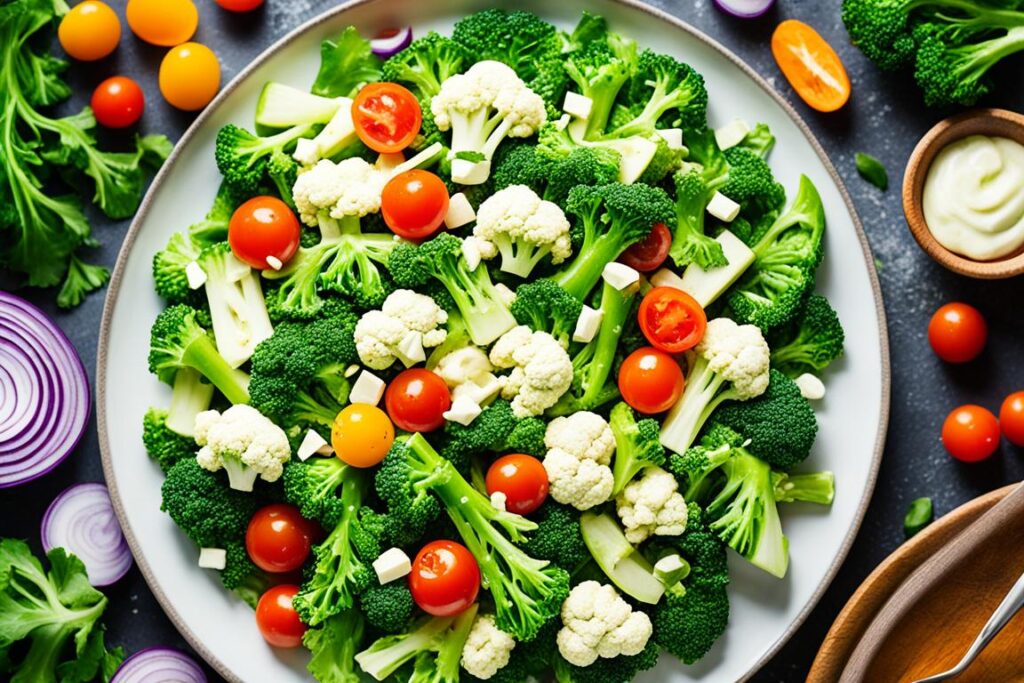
{"left": 494, "top": 282, "right": 516, "bottom": 307}
{"left": 265, "top": 255, "right": 283, "bottom": 271}
{"left": 602, "top": 262, "right": 641, "bottom": 291}
{"left": 396, "top": 331, "right": 426, "bottom": 367}
{"left": 292, "top": 137, "right": 320, "bottom": 166}
{"left": 490, "top": 491, "right": 508, "bottom": 512}
{"left": 198, "top": 548, "right": 227, "bottom": 570}
{"left": 297, "top": 430, "right": 329, "bottom": 461}
{"left": 450, "top": 158, "right": 491, "bottom": 185}
{"left": 554, "top": 113, "right": 571, "bottom": 131}
{"left": 443, "top": 396, "right": 483, "bottom": 426}
{"left": 572, "top": 305, "right": 604, "bottom": 343}
{"left": 656, "top": 128, "right": 685, "bottom": 150}
{"left": 563, "top": 91, "right": 594, "bottom": 120}
{"left": 350, "top": 370, "right": 386, "bottom": 406}
{"left": 185, "top": 261, "right": 207, "bottom": 289}
{"left": 714, "top": 119, "right": 751, "bottom": 151}
{"left": 650, "top": 268, "right": 686, "bottom": 291}
{"left": 462, "top": 237, "right": 483, "bottom": 271}
{"left": 795, "top": 373, "right": 826, "bottom": 401}
{"left": 679, "top": 230, "right": 755, "bottom": 308}
{"left": 444, "top": 193, "right": 476, "bottom": 230}
{"left": 608, "top": 136, "right": 658, "bottom": 185}
{"left": 707, "top": 192, "right": 741, "bottom": 222}
{"left": 453, "top": 373, "right": 502, "bottom": 407}
{"left": 373, "top": 547, "right": 412, "bottom": 584}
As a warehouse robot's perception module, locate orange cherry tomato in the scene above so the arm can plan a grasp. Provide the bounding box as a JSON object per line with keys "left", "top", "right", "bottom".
{"left": 638, "top": 287, "right": 707, "bottom": 354}
{"left": 382, "top": 170, "right": 450, "bottom": 241}
{"left": 255, "top": 585, "right": 306, "bottom": 648}
{"left": 126, "top": 0, "right": 198, "bottom": 47}
{"left": 91, "top": 77, "right": 145, "bottom": 129}
{"left": 771, "top": 20, "right": 850, "bottom": 113}
{"left": 928, "top": 302, "right": 987, "bottom": 364}
{"left": 58, "top": 1, "right": 121, "bottom": 62}
{"left": 214, "top": 0, "right": 263, "bottom": 11}
{"left": 331, "top": 404, "right": 395, "bottom": 468}
{"left": 159, "top": 42, "right": 220, "bottom": 112}
{"left": 486, "top": 454, "right": 548, "bottom": 516}
{"left": 352, "top": 83, "right": 422, "bottom": 154}
{"left": 229, "top": 196, "right": 301, "bottom": 270}
{"left": 618, "top": 347, "right": 685, "bottom": 415}
{"left": 246, "top": 504, "right": 314, "bottom": 574}
{"left": 384, "top": 369, "right": 451, "bottom": 433}
{"left": 409, "top": 540, "right": 480, "bottom": 617}
{"left": 1000, "top": 392, "right": 1024, "bottom": 447}
{"left": 941, "top": 405, "right": 1000, "bottom": 463}
{"left": 620, "top": 223, "right": 672, "bottom": 273}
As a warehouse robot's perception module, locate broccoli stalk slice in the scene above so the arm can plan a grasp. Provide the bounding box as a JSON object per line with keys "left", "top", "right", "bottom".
{"left": 411, "top": 603, "right": 478, "bottom": 681}
{"left": 659, "top": 356, "right": 742, "bottom": 456}
{"left": 355, "top": 605, "right": 478, "bottom": 682}
{"left": 166, "top": 368, "right": 214, "bottom": 436}
{"left": 772, "top": 471, "right": 835, "bottom": 505}
{"left": 200, "top": 245, "right": 274, "bottom": 369}
{"left": 609, "top": 402, "right": 666, "bottom": 496}
{"left": 179, "top": 331, "right": 252, "bottom": 405}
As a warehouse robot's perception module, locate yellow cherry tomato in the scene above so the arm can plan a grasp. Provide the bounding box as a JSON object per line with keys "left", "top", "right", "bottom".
{"left": 126, "top": 0, "right": 198, "bottom": 47}
{"left": 58, "top": 1, "right": 121, "bottom": 61}
{"left": 331, "top": 404, "right": 395, "bottom": 468}
{"left": 159, "top": 42, "right": 220, "bottom": 111}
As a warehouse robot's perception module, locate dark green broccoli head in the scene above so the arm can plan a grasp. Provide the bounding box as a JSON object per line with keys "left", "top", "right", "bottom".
{"left": 282, "top": 456, "right": 349, "bottom": 525}
{"left": 912, "top": 25, "right": 1017, "bottom": 107}
{"left": 637, "top": 135, "right": 686, "bottom": 185}
{"left": 161, "top": 458, "right": 258, "bottom": 548}
{"left": 142, "top": 408, "right": 196, "bottom": 474}
{"left": 504, "top": 417, "right": 547, "bottom": 458}
{"left": 214, "top": 123, "right": 311, "bottom": 196}
{"left": 510, "top": 279, "right": 584, "bottom": 348}
{"left": 442, "top": 400, "right": 518, "bottom": 464}
{"left": 564, "top": 35, "right": 637, "bottom": 138}
{"left": 360, "top": 583, "right": 415, "bottom": 634}
{"left": 616, "top": 49, "right": 708, "bottom": 136}
{"left": 769, "top": 294, "right": 845, "bottom": 377}
{"left": 841, "top": 0, "right": 919, "bottom": 71}
{"left": 147, "top": 304, "right": 210, "bottom": 385}
{"left": 220, "top": 540, "right": 261, "bottom": 592}
{"left": 609, "top": 402, "right": 666, "bottom": 495}
{"left": 267, "top": 150, "right": 298, "bottom": 208}
{"left": 493, "top": 143, "right": 620, "bottom": 206}
{"left": 668, "top": 168, "right": 728, "bottom": 270}
{"left": 381, "top": 31, "right": 467, "bottom": 100}
{"left": 720, "top": 146, "right": 786, "bottom": 219}
{"left": 522, "top": 502, "right": 588, "bottom": 572}
{"left": 374, "top": 442, "right": 443, "bottom": 545}
{"left": 152, "top": 232, "right": 203, "bottom": 304}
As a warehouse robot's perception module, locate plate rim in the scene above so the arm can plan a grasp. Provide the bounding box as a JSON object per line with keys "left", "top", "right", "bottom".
{"left": 96, "top": 1, "right": 892, "bottom": 680}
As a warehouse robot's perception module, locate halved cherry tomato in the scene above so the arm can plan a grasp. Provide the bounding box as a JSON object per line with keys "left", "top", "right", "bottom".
{"left": 214, "top": 0, "right": 263, "bottom": 11}
{"left": 382, "top": 170, "right": 449, "bottom": 240}
{"left": 229, "top": 196, "right": 301, "bottom": 270}
{"left": 771, "top": 20, "right": 850, "bottom": 113}
{"left": 638, "top": 287, "right": 707, "bottom": 354}
{"left": 256, "top": 585, "right": 306, "bottom": 648}
{"left": 385, "top": 369, "right": 451, "bottom": 433}
{"left": 409, "top": 540, "right": 480, "bottom": 617}
{"left": 620, "top": 223, "right": 672, "bottom": 273}
{"left": 58, "top": 1, "right": 121, "bottom": 62}
{"left": 1000, "top": 392, "right": 1024, "bottom": 447}
{"left": 91, "top": 77, "right": 145, "bottom": 129}
{"left": 126, "top": 0, "right": 198, "bottom": 47}
{"left": 618, "top": 347, "right": 685, "bottom": 415}
{"left": 332, "top": 404, "right": 395, "bottom": 468}
{"left": 486, "top": 454, "right": 548, "bottom": 515}
{"left": 246, "top": 504, "right": 314, "bottom": 574}
{"left": 928, "top": 302, "right": 987, "bottom": 363}
{"left": 352, "top": 83, "right": 422, "bottom": 154}
{"left": 941, "top": 405, "right": 1000, "bottom": 463}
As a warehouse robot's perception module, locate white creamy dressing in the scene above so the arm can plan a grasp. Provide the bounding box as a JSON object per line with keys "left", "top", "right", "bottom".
{"left": 922, "top": 135, "right": 1024, "bottom": 261}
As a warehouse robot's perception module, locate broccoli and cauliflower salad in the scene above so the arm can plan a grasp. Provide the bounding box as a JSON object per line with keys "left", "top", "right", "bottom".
{"left": 144, "top": 9, "right": 847, "bottom": 682}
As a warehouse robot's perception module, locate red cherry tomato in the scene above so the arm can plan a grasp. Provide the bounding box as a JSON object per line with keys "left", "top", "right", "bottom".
{"left": 620, "top": 223, "right": 672, "bottom": 273}
{"left": 941, "top": 405, "right": 1000, "bottom": 463}
{"left": 246, "top": 504, "right": 313, "bottom": 574}
{"left": 928, "top": 303, "right": 987, "bottom": 363}
{"left": 385, "top": 369, "right": 451, "bottom": 433}
{"left": 381, "top": 170, "right": 450, "bottom": 240}
{"left": 409, "top": 540, "right": 480, "bottom": 617}
{"left": 91, "top": 77, "right": 145, "bottom": 129}
{"left": 486, "top": 454, "right": 548, "bottom": 515}
{"left": 214, "top": 0, "right": 263, "bottom": 11}
{"left": 228, "top": 196, "right": 301, "bottom": 270}
{"left": 618, "top": 347, "right": 685, "bottom": 415}
{"left": 1000, "top": 392, "right": 1024, "bottom": 447}
{"left": 351, "top": 83, "right": 422, "bottom": 154}
{"left": 638, "top": 287, "right": 707, "bottom": 354}
{"left": 255, "top": 585, "right": 306, "bottom": 648}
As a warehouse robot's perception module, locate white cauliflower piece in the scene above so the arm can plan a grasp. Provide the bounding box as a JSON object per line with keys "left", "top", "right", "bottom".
{"left": 473, "top": 185, "right": 572, "bottom": 278}
{"left": 545, "top": 412, "right": 616, "bottom": 464}
{"left": 556, "top": 581, "right": 653, "bottom": 667}
{"left": 434, "top": 347, "right": 493, "bottom": 388}
{"left": 489, "top": 326, "right": 572, "bottom": 418}
{"left": 292, "top": 157, "right": 386, "bottom": 229}
{"left": 460, "top": 613, "right": 516, "bottom": 680}
{"left": 616, "top": 466, "right": 688, "bottom": 544}
{"left": 194, "top": 405, "right": 291, "bottom": 492}
{"left": 355, "top": 290, "right": 449, "bottom": 370}
{"left": 542, "top": 411, "right": 615, "bottom": 510}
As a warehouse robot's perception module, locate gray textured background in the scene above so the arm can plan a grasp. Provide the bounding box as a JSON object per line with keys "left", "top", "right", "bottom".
{"left": 3, "top": 1, "right": 1024, "bottom": 681}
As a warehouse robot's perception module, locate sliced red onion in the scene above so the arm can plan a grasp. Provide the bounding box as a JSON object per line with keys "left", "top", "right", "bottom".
{"left": 0, "top": 291, "right": 89, "bottom": 488}
{"left": 41, "top": 483, "right": 132, "bottom": 587}
{"left": 713, "top": 0, "right": 775, "bottom": 18}
{"left": 112, "top": 648, "right": 207, "bottom": 683}
{"left": 371, "top": 26, "right": 413, "bottom": 59}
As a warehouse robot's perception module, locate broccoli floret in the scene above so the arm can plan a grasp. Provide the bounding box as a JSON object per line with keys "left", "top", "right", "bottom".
{"left": 914, "top": 23, "right": 1024, "bottom": 106}
{"left": 611, "top": 49, "right": 708, "bottom": 138}
{"left": 510, "top": 279, "right": 584, "bottom": 348}
{"left": 388, "top": 232, "right": 517, "bottom": 346}
{"left": 720, "top": 146, "right": 786, "bottom": 220}
{"left": 841, "top": 0, "right": 922, "bottom": 71}
{"left": 282, "top": 456, "right": 351, "bottom": 525}
{"left": 148, "top": 304, "right": 250, "bottom": 405}
{"left": 769, "top": 294, "right": 845, "bottom": 377}
{"left": 355, "top": 606, "right": 479, "bottom": 682}
{"left": 505, "top": 416, "right": 548, "bottom": 458}
{"left": 304, "top": 609, "right": 366, "bottom": 683}
{"left": 713, "top": 369, "right": 818, "bottom": 470}
{"left": 554, "top": 641, "right": 660, "bottom": 683}
{"left": 563, "top": 33, "right": 638, "bottom": 140}
{"left": 636, "top": 134, "right": 687, "bottom": 185}
{"left": 374, "top": 442, "right": 443, "bottom": 546}
{"left": 669, "top": 168, "right": 727, "bottom": 270}
{"left": 609, "top": 402, "right": 666, "bottom": 496}
{"left": 220, "top": 540, "right": 264, "bottom": 593}
{"left": 442, "top": 400, "right": 517, "bottom": 465}
{"left": 360, "top": 583, "right": 415, "bottom": 635}
{"left": 215, "top": 123, "right": 313, "bottom": 196}
{"left": 142, "top": 408, "right": 196, "bottom": 474}
{"left": 160, "top": 458, "right": 257, "bottom": 549}
{"left": 553, "top": 183, "right": 675, "bottom": 300}
{"left": 381, "top": 434, "right": 570, "bottom": 640}
{"left": 737, "top": 122, "right": 775, "bottom": 159}
{"left": 267, "top": 150, "right": 299, "bottom": 209}
{"left": 523, "top": 501, "right": 589, "bottom": 572}
{"left": 493, "top": 143, "right": 620, "bottom": 207}
{"left": 381, "top": 32, "right": 467, "bottom": 100}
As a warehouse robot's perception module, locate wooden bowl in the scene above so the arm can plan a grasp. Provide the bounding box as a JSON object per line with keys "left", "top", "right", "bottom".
{"left": 902, "top": 108, "right": 1024, "bottom": 279}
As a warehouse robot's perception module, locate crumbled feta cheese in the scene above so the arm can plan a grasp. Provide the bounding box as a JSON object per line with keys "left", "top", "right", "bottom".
{"left": 445, "top": 192, "right": 477, "bottom": 230}
{"left": 795, "top": 373, "right": 826, "bottom": 401}
{"left": 373, "top": 548, "right": 412, "bottom": 584}
{"left": 297, "top": 430, "right": 329, "bottom": 461}
{"left": 655, "top": 128, "right": 684, "bottom": 150}
{"left": 185, "top": 261, "right": 207, "bottom": 289}
{"left": 344, "top": 364, "right": 361, "bottom": 378}
{"left": 265, "top": 255, "right": 283, "bottom": 271}
{"left": 707, "top": 192, "right": 741, "bottom": 222}
{"left": 443, "top": 396, "right": 483, "bottom": 426}
{"left": 396, "top": 331, "right": 426, "bottom": 367}
{"left": 563, "top": 91, "right": 593, "bottom": 120}
{"left": 350, "top": 370, "right": 386, "bottom": 406}
{"left": 602, "top": 262, "right": 641, "bottom": 291}
{"left": 714, "top": 119, "right": 751, "bottom": 151}
{"left": 198, "top": 548, "right": 227, "bottom": 570}
{"left": 453, "top": 374, "right": 503, "bottom": 406}
{"left": 572, "top": 305, "right": 604, "bottom": 343}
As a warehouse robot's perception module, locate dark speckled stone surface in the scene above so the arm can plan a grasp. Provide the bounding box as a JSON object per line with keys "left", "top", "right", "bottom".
{"left": 3, "top": 1, "right": 1023, "bottom": 681}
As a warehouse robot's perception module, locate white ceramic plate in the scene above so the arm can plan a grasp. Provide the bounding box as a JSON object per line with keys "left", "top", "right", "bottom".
{"left": 98, "top": 1, "right": 890, "bottom": 681}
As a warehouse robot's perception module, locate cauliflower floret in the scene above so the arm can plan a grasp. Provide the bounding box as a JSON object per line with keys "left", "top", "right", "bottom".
{"left": 489, "top": 326, "right": 572, "bottom": 418}
{"left": 545, "top": 412, "right": 616, "bottom": 464}
{"left": 292, "top": 157, "right": 386, "bottom": 228}
{"left": 434, "top": 346, "right": 493, "bottom": 387}
{"left": 460, "top": 613, "right": 516, "bottom": 680}
{"left": 542, "top": 411, "right": 615, "bottom": 510}
{"left": 355, "top": 290, "right": 449, "bottom": 370}
{"left": 616, "top": 466, "right": 688, "bottom": 544}
{"left": 473, "top": 185, "right": 572, "bottom": 278}
{"left": 194, "top": 405, "right": 291, "bottom": 492}
{"left": 699, "top": 317, "right": 772, "bottom": 399}
{"left": 556, "top": 581, "right": 653, "bottom": 667}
